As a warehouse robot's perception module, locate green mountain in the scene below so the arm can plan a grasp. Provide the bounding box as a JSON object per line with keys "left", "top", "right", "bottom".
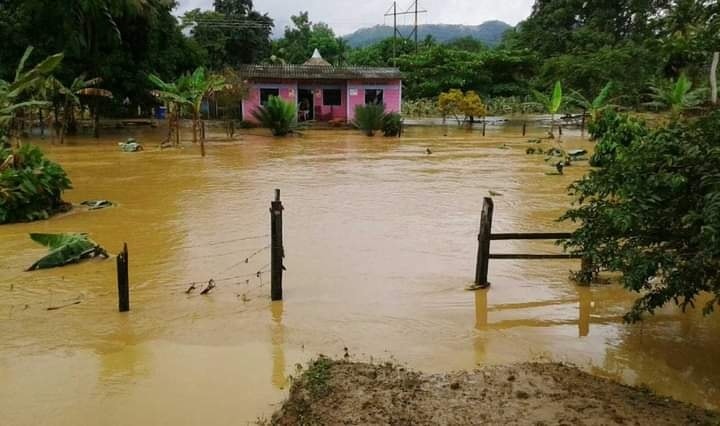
{"left": 343, "top": 21, "right": 512, "bottom": 48}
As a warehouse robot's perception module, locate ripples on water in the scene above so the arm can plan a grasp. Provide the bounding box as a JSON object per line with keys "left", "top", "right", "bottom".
{"left": 1, "top": 124, "right": 719, "bottom": 424}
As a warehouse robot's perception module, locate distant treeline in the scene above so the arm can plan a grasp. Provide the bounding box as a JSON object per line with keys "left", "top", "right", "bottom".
{"left": 1, "top": 0, "right": 717, "bottom": 113}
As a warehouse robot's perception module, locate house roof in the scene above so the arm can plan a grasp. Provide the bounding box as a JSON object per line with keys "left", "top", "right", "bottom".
{"left": 237, "top": 64, "right": 402, "bottom": 81}
{"left": 304, "top": 49, "right": 331, "bottom": 66}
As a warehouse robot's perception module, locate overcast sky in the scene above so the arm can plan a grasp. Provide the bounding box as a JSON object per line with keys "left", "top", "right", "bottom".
{"left": 176, "top": 0, "right": 535, "bottom": 36}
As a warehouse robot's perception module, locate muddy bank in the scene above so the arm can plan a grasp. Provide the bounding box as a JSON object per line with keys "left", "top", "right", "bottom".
{"left": 272, "top": 358, "right": 718, "bottom": 425}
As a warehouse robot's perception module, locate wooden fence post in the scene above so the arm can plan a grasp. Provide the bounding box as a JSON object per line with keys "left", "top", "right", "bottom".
{"left": 522, "top": 121, "right": 527, "bottom": 136}
{"left": 270, "top": 189, "right": 284, "bottom": 301}
{"left": 117, "top": 243, "right": 130, "bottom": 312}
{"left": 475, "top": 197, "right": 494, "bottom": 288}
{"left": 482, "top": 120, "right": 487, "bottom": 136}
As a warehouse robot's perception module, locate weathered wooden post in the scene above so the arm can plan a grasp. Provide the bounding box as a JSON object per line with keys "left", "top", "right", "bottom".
{"left": 522, "top": 121, "right": 527, "bottom": 136}
{"left": 116, "top": 243, "right": 130, "bottom": 312}
{"left": 474, "top": 197, "right": 494, "bottom": 288}
{"left": 270, "top": 189, "right": 284, "bottom": 301}
{"left": 558, "top": 124, "right": 563, "bottom": 137}
{"left": 482, "top": 120, "right": 487, "bottom": 136}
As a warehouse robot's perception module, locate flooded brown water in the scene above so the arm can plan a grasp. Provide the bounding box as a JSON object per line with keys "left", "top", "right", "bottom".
{"left": 1, "top": 124, "right": 719, "bottom": 424}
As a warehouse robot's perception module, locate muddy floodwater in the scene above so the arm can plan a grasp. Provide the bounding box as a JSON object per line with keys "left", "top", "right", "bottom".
{"left": 1, "top": 124, "right": 719, "bottom": 424}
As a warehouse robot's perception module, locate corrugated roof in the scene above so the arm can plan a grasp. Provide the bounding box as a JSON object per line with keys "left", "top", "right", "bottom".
{"left": 237, "top": 64, "right": 402, "bottom": 80}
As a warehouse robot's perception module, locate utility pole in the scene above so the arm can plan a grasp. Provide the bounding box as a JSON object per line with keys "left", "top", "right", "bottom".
{"left": 383, "top": 0, "right": 427, "bottom": 64}
{"left": 393, "top": 2, "right": 397, "bottom": 67}
{"left": 414, "top": 0, "right": 418, "bottom": 53}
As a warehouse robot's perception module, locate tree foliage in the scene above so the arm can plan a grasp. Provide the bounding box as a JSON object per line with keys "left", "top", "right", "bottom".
{"left": 182, "top": 0, "right": 273, "bottom": 69}
{"left": 272, "top": 12, "right": 348, "bottom": 65}
{"left": 562, "top": 111, "right": 720, "bottom": 322}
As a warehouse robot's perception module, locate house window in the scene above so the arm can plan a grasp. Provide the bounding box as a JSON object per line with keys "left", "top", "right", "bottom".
{"left": 260, "top": 88, "right": 279, "bottom": 105}
{"left": 323, "top": 89, "right": 342, "bottom": 106}
{"left": 365, "top": 89, "right": 384, "bottom": 105}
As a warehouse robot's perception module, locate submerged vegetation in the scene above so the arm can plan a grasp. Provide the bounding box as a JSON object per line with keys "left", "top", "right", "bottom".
{"left": 252, "top": 96, "right": 297, "bottom": 137}
{"left": 0, "top": 144, "right": 72, "bottom": 224}
{"left": 563, "top": 110, "right": 720, "bottom": 321}
{"left": 353, "top": 104, "right": 385, "bottom": 136}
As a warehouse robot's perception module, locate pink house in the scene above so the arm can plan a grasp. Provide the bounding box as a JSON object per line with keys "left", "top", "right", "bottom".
{"left": 238, "top": 50, "right": 402, "bottom": 124}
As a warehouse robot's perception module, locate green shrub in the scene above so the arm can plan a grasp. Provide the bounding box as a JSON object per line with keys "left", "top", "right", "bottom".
{"left": 353, "top": 104, "right": 385, "bottom": 136}
{"left": 0, "top": 144, "right": 72, "bottom": 224}
{"left": 252, "top": 96, "right": 297, "bottom": 136}
{"left": 589, "top": 111, "right": 649, "bottom": 167}
{"left": 382, "top": 112, "right": 402, "bottom": 137}
{"left": 561, "top": 111, "right": 720, "bottom": 322}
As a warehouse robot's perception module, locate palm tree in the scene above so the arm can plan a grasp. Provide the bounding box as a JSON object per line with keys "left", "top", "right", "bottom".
{"left": 644, "top": 74, "right": 708, "bottom": 118}
{"left": 527, "top": 81, "right": 564, "bottom": 138}
{"left": 63, "top": 0, "right": 157, "bottom": 137}
{"left": 568, "top": 82, "right": 616, "bottom": 137}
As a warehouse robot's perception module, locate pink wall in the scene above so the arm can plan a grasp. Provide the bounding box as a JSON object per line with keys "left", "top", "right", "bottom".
{"left": 242, "top": 81, "right": 297, "bottom": 123}
{"left": 242, "top": 79, "right": 402, "bottom": 123}
{"left": 347, "top": 79, "right": 402, "bottom": 121}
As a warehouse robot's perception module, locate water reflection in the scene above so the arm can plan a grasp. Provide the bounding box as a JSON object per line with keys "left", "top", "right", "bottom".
{"left": 474, "top": 289, "right": 488, "bottom": 330}
{"left": 578, "top": 287, "right": 592, "bottom": 337}
{"left": 270, "top": 301, "right": 287, "bottom": 390}
{"left": 97, "top": 316, "right": 149, "bottom": 389}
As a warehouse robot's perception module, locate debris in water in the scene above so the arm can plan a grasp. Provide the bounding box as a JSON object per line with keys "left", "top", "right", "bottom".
{"left": 47, "top": 300, "right": 81, "bottom": 311}
{"left": 567, "top": 149, "right": 587, "bottom": 158}
{"left": 26, "top": 233, "right": 108, "bottom": 271}
{"left": 200, "top": 279, "right": 216, "bottom": 295}
{"left": 118, "top": 138, "right": 143, "bottom": 152}
{"left": 80, "top": 200, "right": 113, "bottom": 210}
{"left": 489, "top": 190, "right": 503, "bottom": 197}
{"left": 185, "top": 283, "right": 197, "bottom": 294}
{"left": 555, "top": 163, "right": 565, "bottom": 175}
{"left": 426, "top": 148, "right": 432, "bottom": 155}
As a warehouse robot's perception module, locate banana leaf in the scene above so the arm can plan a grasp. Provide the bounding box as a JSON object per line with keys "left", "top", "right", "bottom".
{"left": 27, "top": 233, "right": 107, "bottom": 271}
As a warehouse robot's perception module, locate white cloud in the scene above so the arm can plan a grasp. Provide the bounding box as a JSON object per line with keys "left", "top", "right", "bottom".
{"left": 175, "top": 0, "right": 534, "bottom": 36}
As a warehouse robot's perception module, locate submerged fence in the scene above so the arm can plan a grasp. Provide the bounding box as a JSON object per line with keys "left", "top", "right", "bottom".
{"left": 5, "top": 193, "right": 593, "bottom": 317}
{"left": 112, "top": 189, "right": 286, "bottom": 312}
{"left": 473, "top": 197, "right": 588, "bottom": 288}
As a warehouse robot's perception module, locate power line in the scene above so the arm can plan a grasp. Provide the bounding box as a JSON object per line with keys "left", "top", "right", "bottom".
{"left": 384, "top": 0, "right": 428, "bottom": 61}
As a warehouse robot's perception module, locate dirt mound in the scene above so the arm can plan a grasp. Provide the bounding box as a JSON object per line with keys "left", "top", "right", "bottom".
{"left": 272, "top": 357, "right": 718, "bottom": 425}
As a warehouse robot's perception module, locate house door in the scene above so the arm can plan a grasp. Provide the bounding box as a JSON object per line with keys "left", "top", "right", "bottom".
{"left": 298, "top": 89, "right": 314, "bottom": 121}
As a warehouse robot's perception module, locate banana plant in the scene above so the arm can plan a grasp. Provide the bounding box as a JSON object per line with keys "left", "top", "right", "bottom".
{"left": 567, "top": 82, "right": 617, "bottom": 137}
{"left": 149, "top": 67, "right": 225, "bottom": 156}
{"left": 526, "top": 81, "right": 565, "bottom": 137}
{"left": 0, "top": 47, "right": 64, "bottom": 134}
{"left": 149, "top": 73, "right": 192, "bottom": 147}
{"left": 644, "top": 74, "right": 708, "bottom": 119}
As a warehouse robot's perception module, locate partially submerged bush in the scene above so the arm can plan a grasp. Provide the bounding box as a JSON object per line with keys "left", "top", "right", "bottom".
{"left": 0, "top": 144, "right": 72, "bottom": 224}
{"left": 252, "top": 96, "right": 297, "bottom": 136}
{"left": 562, "top": 110, "right": 720, "bottom": 322}
{"left": 353, "top": 104, "right": 385, "bottom": 136}
{"left": 382, "top": 112, "right": 402, "bottom": 137}
{"left": 589, "top": 111, "right": 649, "bottom": 167}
